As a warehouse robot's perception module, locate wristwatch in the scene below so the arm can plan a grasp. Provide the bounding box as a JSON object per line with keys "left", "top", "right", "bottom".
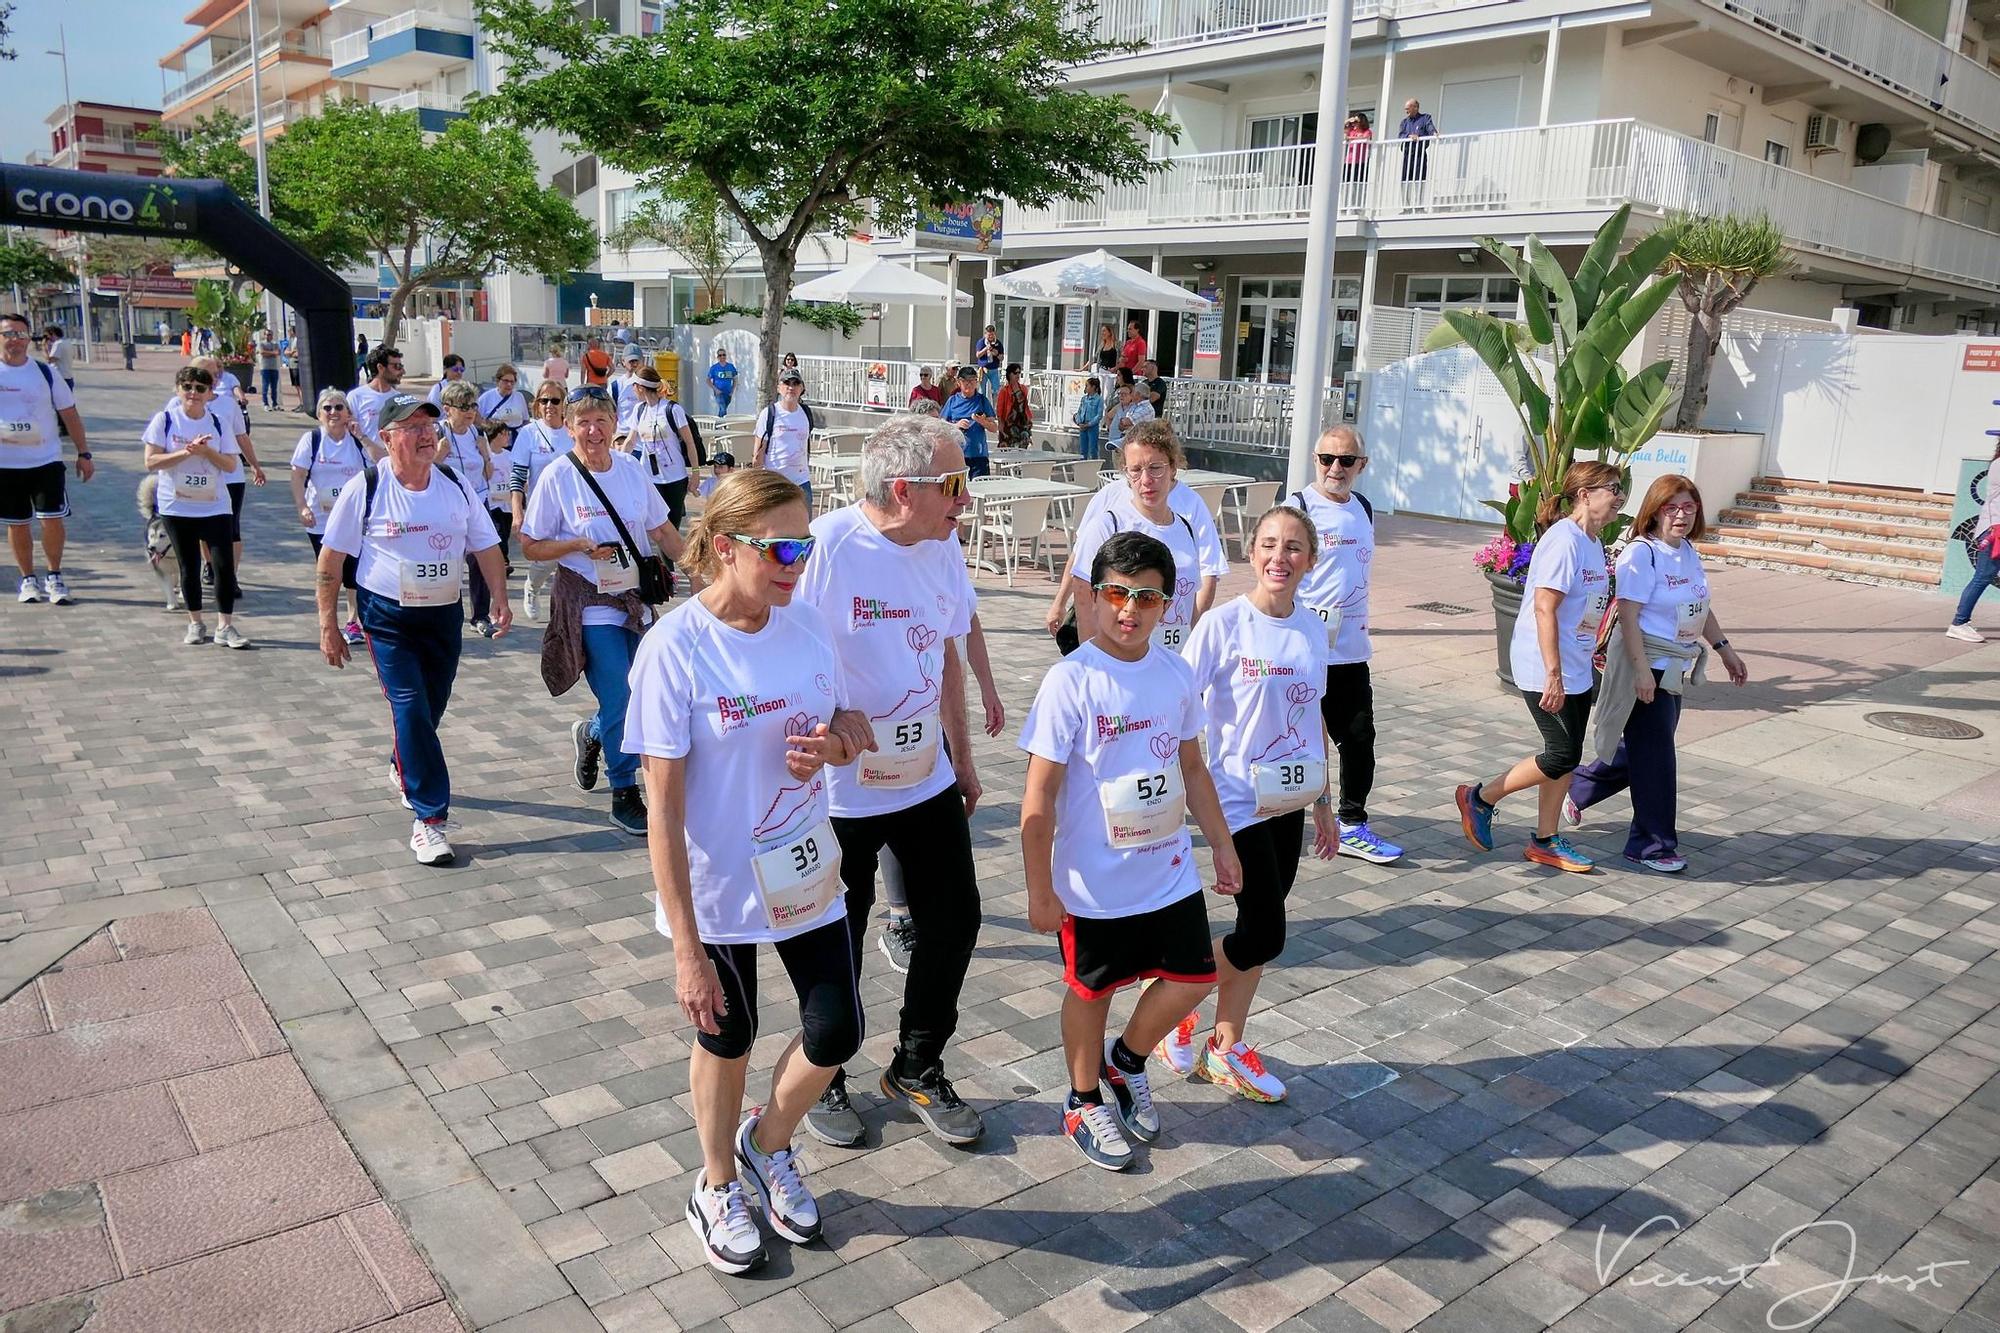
{"left": 74, "top": 451, "right": 91, "bottom": 460}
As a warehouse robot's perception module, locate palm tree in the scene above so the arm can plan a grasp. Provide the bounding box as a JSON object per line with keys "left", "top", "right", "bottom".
{"left": 1663, "top": 212, "right": 1790, "bottom": 432}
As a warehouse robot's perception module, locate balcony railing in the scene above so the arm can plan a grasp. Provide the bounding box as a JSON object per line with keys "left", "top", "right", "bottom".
{"left": 1011, "top": 119, "right": 2000, "bottom": 291}
{"left": 164, "top": 29, "right": 323, "bottom": 109}
{"left": 329, "top": 2, "right": 476, "bottom": 69}
{"left": 1066, "top": 0, "right": 1509, "bottom": 52}
{"left": 1696, "top": 0, "right": 2000, "bottom": 147}
{"left": 373, "top": 89, "right": 466, "bottom": 115}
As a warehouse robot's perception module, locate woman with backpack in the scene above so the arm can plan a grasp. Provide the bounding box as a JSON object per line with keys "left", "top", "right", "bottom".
{"left": 289, "top": 387, "right": 380, "bottom": 645}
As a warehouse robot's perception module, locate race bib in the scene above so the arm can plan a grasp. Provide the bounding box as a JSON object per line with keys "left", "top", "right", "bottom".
{"left": 1312, "top": 605, "right": 1343, "bottom": 650}
{"left": 399, "top": 557, "right": 462, "bottom": 607}
{"left": 1252, "top": 756, "right": 1327, "bottom": 819}
{"left": 1099, "top": 765, "right": 1186, "bottom": 850}
{"left": 316, "top": 483, "right": 344, "bottom": 514}
{"left": 593, "top": 548, "right": 637, "bottom": 595}
{"left": 1677, "top": 594, "right": 1708, "bottom": 642}
{"left": 859, "top": 711, "right": 941, "bottom": 788}
{"left": 1151, "top": 622, "right": 1189, "bottom": 653}
{"left": 750, "top": 818, "right": 843, "bottom": 931}
{"left": 0, "top": 419, "right": 39, "bottom": 446}
{"left": 179, "top": 469, "right": 216, "bottom": 493}
{"left": 1576, "top": 591, "right": 1609, "bottom": 643}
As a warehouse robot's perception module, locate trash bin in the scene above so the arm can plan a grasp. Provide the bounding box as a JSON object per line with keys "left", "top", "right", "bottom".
{"left": 653, "top": 350, "right": 680, "bottom": 399}
{"left": 122, "top": 342, "right": 138, "bottom": 371}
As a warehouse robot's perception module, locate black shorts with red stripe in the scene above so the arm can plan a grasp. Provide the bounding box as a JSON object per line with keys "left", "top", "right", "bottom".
{"left": 1059, "top": 891, "right": 1216, "bottom": 1001}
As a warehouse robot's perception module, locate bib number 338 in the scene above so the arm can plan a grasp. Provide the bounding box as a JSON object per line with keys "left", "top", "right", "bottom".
{"left": 750, "top": 819, "right": 843, "bottom": 930}
{"left": 400, "top": 558, "right": 462, "bottom": 607}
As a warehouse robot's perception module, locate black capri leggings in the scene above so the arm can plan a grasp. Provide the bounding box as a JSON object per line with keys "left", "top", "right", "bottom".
{"left": 1223, "top": 808, "right": 1306, "bottom": 972}
{"left": 1524, "top": 684, "right": 1596, "bottom": 780}
{"left": 698, "top": 915, "right": 863, "bottom": 1066}
{"left": 167, "top": 514, "right": 237, "bottom": 614}
{"left": 227, "top": 480, "right": 246, "bottom": 544}
{"left": 306, "top": 532, "right": 358, "bottom": 590}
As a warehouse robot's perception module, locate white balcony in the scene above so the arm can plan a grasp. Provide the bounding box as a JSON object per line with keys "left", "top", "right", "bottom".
{"left": 329, "top": 2, "right": 476, "bottom": 77}
{"left": 1067, "top": 0, "right": 1530, "bottom": 53}
{"left": 1009, "top": 119, "right": 2000, "bottom": 294}
{"left": 164, "top": 29, "right": 324, "bottom": 110}
{"left": 373, "top": 88, "right": 465, "bottom": 114}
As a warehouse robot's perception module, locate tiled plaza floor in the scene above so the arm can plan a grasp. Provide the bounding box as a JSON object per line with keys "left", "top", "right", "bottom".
{"left": 3, "top": 358, "right": 1999, "bottom": 1332}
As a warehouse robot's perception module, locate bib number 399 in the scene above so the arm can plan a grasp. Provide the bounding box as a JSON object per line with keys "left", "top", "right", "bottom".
{"left": 750, "top": 818, "right": 843, "bottom": 930}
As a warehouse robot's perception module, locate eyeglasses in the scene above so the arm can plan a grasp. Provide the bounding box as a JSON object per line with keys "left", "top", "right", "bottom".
{"left": 1093, "top": 581, "right": 1168, "bottom": 610}
{"left": 567, "top": 385, "right": 613, "bottom": 403}
{"left": 728, "top": 533, "right": 816, "bottom": 566}
{"left": 896, "top": 470, "right": 969, "bottom": 499}
{"left": 1659, "top": 501, "right": 1699, "bottom": 517}
{"left": 1585, "top": 483, "right": 1627, "bottom": 498}
{"left": 0, "top": 327, "right": 29, "bottom": 340}
{"left": 320, "top": 404, "right": 350, "bottom": 413}
{"left": 1123, "top": 462, "right": 1171, "bottom": 482}
{"left": 1317, "top": 453, "right": 1365, "bottom": 469}
{"left": 536, "top": 396, "right": 564, "bottom": 405}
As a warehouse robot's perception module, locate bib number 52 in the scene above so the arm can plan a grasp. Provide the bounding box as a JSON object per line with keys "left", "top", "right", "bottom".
{"left": 1134, "top": 771, "right": 1171, "bottom": 800}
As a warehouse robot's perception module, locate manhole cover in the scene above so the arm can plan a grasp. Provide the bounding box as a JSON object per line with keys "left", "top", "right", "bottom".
{"left": 1411, "top": 601, "right": 1477, "bottom": 616}
{"left": 1864, "top": 711, "right": 1985, "bottom": 740}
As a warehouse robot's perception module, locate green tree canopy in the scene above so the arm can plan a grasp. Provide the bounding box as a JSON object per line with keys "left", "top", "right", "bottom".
{"left": 1662, "top": 212, "right": 1790, "bottom": 432}
{"left": 0, "top": 234, "right": 71, "bottom": 292}
{"left": 268, "top": 101, "right": 597, "bottom": 347}
{"left": 607, "top": 189, "right": 750, "bottom": 316}
{"left": 475, "top": 0, "right": 1172, "bottom": 399}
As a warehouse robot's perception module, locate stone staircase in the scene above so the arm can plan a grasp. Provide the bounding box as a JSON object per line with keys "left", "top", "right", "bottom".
{"left": 1696, "top": 477, "right": 1952, "bottom": 591}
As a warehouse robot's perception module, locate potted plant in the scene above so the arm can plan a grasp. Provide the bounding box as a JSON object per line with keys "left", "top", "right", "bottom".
{"left": 193, "top": 278, "right": 263, "bottom": 384}
{"left": 1424, "top": 205, "right": 1681, "bottom": 683}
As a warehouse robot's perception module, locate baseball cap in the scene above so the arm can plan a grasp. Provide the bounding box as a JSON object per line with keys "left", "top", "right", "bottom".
{"left": 378, "top": 394, "right": 442, "bottom": 429}
{"left": 623, "top": 346, "right": 644, "bottom": 362}
{"left": 712, "top": 451, "right": 737, "bottom": 467}
{"left": 779, "top": 367, "right": 804, "bottom": 384}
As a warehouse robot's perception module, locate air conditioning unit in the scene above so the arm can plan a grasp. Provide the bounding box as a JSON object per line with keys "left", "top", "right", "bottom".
{"left": 1805, "top": 113, "right": 1846, "bottom": 153}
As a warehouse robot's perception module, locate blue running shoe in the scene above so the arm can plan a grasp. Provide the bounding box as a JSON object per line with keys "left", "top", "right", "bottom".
{"left": 1062, "top": 1097, "right": 1132, "bottom": 1171}
{"left": 1455, "top": 784, "right": 1495, "bottom": 852}
{"left": 1338, "top": 822, "right": 1403, "bottom": 864}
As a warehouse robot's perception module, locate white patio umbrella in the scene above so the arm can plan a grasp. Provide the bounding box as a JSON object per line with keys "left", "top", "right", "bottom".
{"left": 789, "top": 254, "right": 973, "bottom": 307}
{"left": 982, "top": 248, "right": 1215, "bottom": 312}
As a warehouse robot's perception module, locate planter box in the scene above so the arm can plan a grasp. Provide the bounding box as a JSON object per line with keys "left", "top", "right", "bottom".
{"left": 1624, "top": 431, "right": 1762, "bottom": 527}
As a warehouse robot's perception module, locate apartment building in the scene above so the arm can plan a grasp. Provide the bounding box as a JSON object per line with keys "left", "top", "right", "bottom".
{"left": 988, "top": 0, "right": 2000, "bottom": 385}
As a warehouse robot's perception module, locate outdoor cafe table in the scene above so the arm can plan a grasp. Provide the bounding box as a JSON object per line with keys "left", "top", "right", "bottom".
{"left": 991, "top": 447, "right": 1082, "bottom": 468}
{"left": 964, "top": 475, "right": 1086, "bottom": 577}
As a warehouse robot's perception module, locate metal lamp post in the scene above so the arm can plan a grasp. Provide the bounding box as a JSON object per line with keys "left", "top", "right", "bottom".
{"left": 1284, "top": 2, "right": 1357, "bottom": 494}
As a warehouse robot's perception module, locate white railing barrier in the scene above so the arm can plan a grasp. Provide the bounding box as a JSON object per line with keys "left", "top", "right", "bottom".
{"left": 1067, "top": 0, "right": 1507, "bottom": 49}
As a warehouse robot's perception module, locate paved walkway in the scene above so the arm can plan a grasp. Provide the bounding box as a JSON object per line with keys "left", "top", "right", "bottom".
{"left": 2, "top": 361, "right": 1999, "bottom": 1332}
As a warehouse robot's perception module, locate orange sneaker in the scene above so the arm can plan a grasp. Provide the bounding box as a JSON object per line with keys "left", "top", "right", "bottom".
{"left": 1523, "top": 834, "right": 1595, "bottom": 873}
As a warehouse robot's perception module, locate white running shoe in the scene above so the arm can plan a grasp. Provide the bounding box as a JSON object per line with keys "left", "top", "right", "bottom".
{"left": 409, "top": 819, "right": 454, "bottom": 866}
{"left": 389, "top": 765, "right": 413, "bottom": 810}
{"left": 1946, "top": 623, "right": 1986, "bottom": 643}
{"left": 522, "top": 582, "right": 539, "bottom": 621}
{"left": 1562, "top": 794, "right": 1583, "bottom": 829}
{"left": 735, "top": 1110, "right": 820, "bottom": 1244}
{"left": 1196, "top": 1039, "right": 1288, "bottom": 1103}
{"left": 1155, "top": 1011, "right": 1198, "bottom": 1076}
{"left": 1101, "top": 1038, "right": 1160, "bottom": 1143}
{"left": 42, "top": 573, "right": 71, "bottom": 605}
{"left": 182, "top": 621, "right": 209, "bottom": 645}
{"left": 215, "top": 623, "right": 250, "bottom": 650}
{"left": 17, "top": 576, "right": 41, "bottom": 603}
{"left": 684, "top": 1173, "right": 766, "bottom": 1275}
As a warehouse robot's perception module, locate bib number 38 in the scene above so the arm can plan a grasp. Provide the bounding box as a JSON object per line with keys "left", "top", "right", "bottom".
{"left": 750, "top": 818, "right": 843, "bottom": 930}
{"left": 1251, "top": 756, "right": 1327, "bottom": 818}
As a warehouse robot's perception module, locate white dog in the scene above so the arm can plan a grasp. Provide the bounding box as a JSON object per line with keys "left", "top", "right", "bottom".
{"left": 136, "top": 474, "right": 183, "bottom": 611}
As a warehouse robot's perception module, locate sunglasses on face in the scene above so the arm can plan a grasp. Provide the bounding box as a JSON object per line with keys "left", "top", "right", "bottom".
{"left": 1585, "top": 483, "right": 1626, "bottom": 498}
{"left": 537, "top": 396, "right": 564, "bottom": 405}
{"left": 321, "top": 404, "right": 350, "bottom": 413}
{"left": 728, "top": 533, "right": 816, "bottom": 566}
{"left": 1093, "top": 581, "right": 1168, "bottom": 610}
{"left": 897, "top": 470, "right": 969, "bottom": 498}
{"left": 1317, "top": 453, "right": 1364, "bottom": 469}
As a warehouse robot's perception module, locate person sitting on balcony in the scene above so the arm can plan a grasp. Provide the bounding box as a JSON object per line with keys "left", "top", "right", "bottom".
{"left": 1343, "top": 111, "right": 1372, "bottom": 185}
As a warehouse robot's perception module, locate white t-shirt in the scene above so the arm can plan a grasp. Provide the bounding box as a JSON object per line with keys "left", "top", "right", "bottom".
{"left": 631, "top": 399, "right": 690, "bottom": 486}
{"left": 1183, "top": 597, "right": 1334, "bottom": 834}
{"left": 1079, "top": 477, "right": 1226, "bottom": 568}
{"left": 426, "top": 377, "right": 467, "bottom": 408}
{"left": 1616, "top": 537, "right": 1710, "bottom": 669}
{"left": 143, "top": 404, "right": 242, "bottom": 519}
{"left": 1068, "top": 489, "right": 1227, "bottom": 653}
{"left": 321, "top": 461, "right": 500, "bottom": 604}
{"left": 1291, "top": 486, "right": 1374, "bottom": 665}
{"left": 797, "top": 505, "right": 978, "bottom": 818}
{"left": 624, "top": 598, "right": 850, "bottom": 945}
{"left": 1018, "top": 641, "right": 1205, "bottom": 919}
{"left": 521, "top": 451, "right": 669, "bottom": 626}
{"left": 612, "top": 375, "right": 646, "bottom": 434}
{"left": 288, "top": 428, "right": 369, "bottom": 534}
{"left": 46, "top": 341, "right": 73, "bottom": 379}
{"left": 1510, "top": 516, "right": 1609, "bottom": 692}
{"left": 0, "top": 359, "right": 74, "bottom": 470}
{"left": 484, "top": 432, "right": 519, "bottom": 511}
{"left": 440, "top": 423, "right": 491, "bottom": 506}
{"left": 511, "top": 422, "right": 571, "bottom": 500}
{"left": 477, "top": 386, "right": 530, "bottom": 429}
{"left": 347, "top": 384, "right": 398, "bottom": 440}
{"left": 758, "top": 404, "right": 812, "bottom": 484}
{"left": 214, "top": 370, "right": 243, "bottom": 403}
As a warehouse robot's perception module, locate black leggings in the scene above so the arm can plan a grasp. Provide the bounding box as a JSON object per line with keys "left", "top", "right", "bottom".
{"left": 227, "top": 480, "right": 246, "bottom": 544}
{"left": 1223, "top": 809, "right": 1305, "bottom": 972}
{"left": 487, "top": 507, "right": 514, "bottom": 568}
{"left": 700, "top": 916, "right": 863, "bottom": 1065}
{"left": 655, "top": 479, "right": 687, "bottom": 575}
{"left": 1319, "top": 662, "right": 1376, "bottom": 825}
{"left": 1523, "top": 684, "right": 1596, "bottom": 779}
{"left": 168, "top": 514, "right": 237, "bottom": 614}
{"left": 832, "top": 782, "right": 981, "bottom": 1076}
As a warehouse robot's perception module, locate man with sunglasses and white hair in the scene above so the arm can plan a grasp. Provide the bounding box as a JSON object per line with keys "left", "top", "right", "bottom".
{"left": 792, "top": 414, "right": 987, "bottom": 1149}
{"left": 1288, "top": 424, "right": 1402, "bottom": 865}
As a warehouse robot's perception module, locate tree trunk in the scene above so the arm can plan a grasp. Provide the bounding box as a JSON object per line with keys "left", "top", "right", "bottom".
{"left": 381, "top": 278, "right": 417, "bottom": 352}
{"left": 1674, "top": 305, "right": 1719, "bottom": 433}
{"left": 757, "top": 248, "right": 795, "bottom": 405}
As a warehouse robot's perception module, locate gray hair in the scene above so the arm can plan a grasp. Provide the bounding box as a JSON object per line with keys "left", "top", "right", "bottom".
{"left": 315, "top": 387, "right": 350, "bottom": 413}
{"left": 861, "top": 415, "right": 959, "bottom": 507}
{"left": 908, "top": 397, "right": 940, "bottom": 417}
{"left": 440, "top": 380, "right": 478, "bottom": 410}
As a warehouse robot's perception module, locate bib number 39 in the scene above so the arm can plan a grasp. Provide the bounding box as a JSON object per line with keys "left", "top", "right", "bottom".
{"left": 750, "top": 818, "right": 843, "bottom": 930}
{"left": 1099, "top": 766, "right": 1186, "bottom": 849}
{"left": 859, "top": 711, "right": 941, "bottom": 788}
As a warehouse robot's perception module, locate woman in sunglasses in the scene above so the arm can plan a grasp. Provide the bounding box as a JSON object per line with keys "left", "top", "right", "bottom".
{"left": 1567, "top": 475, "right": 1747, "bottom": 873}
{"left": 288, "top": 388, "right": 380, "bottom": 645}
{"left": 522, "top": 385, "right": 685, "bottom": 835}
{"left": 1456, "top": 461, "right": 1621, "bottom": 873}
{"left": 1166, "top": 505, "right": 1340, "bottom": 1099}
{"left": 510, "top": 379, "right": 572, "bottom": 620}
{"left": 625, "top": 469, "right": 873, "bottom": 1276}
{"left": 1049, "top": 420, "right": 1226, "bottom": 654}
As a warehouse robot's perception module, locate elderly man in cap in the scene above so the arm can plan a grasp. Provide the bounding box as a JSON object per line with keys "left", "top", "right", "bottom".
{"left": 316, "top": 391, "right": 510, "bottom": 867}
{"left": 754, "top": 365, "right": 818, "bottom": 505}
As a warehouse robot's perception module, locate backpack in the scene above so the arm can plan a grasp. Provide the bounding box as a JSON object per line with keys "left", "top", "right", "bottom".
{"left": 1291, "top": 488, "right": 1373, "bottom": 524}
{"left": 362, "top": 459, "right": 468, "bottom": 525}
{"left": 758, "top": 401, "right": 818, "bottom": 442}
{"left": 299, "top": 427, "right": 366, "bottom": 489}
{"left": 31, "top": 359, "right": 68, "bottom": 439}
{"left": 151, "top": 409, "right": 229, "bottom": 452}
